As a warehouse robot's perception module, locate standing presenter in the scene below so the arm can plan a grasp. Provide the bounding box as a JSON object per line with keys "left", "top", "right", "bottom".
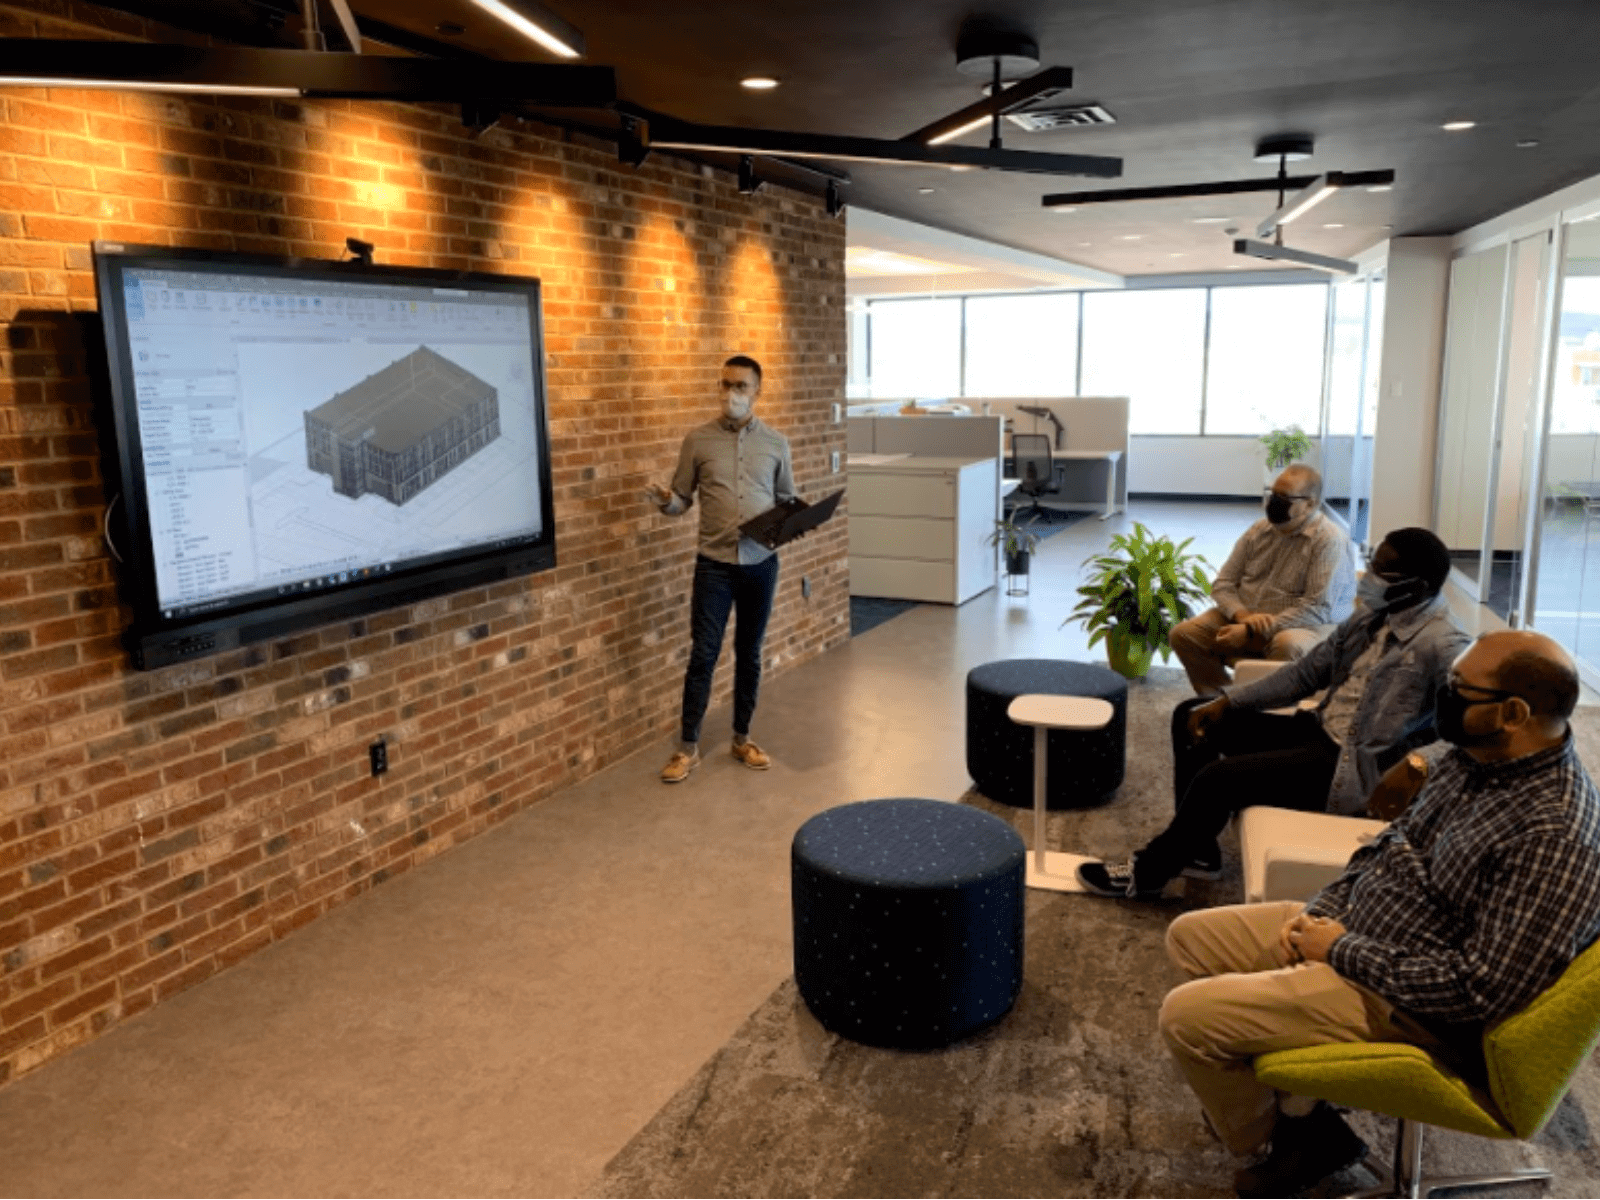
{"left": 646, "top": 355, "right": 796, "bottom": 784}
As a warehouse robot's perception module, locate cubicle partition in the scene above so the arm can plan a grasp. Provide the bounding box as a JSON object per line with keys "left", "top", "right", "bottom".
{"left": 979, "top": 397, "right": 1130, "bottom": 519}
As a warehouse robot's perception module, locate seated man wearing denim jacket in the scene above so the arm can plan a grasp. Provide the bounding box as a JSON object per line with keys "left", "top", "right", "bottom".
{"left": 1079, "top": 527, "right": 1469, "bottom": 899}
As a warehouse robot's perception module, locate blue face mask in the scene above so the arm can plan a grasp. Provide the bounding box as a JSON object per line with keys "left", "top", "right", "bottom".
{"left": 1358, "top": 571, "right": 1423, "bottom": 613}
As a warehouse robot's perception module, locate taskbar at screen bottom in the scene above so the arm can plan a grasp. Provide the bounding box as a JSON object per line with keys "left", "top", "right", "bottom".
{"left": 156, "top": 534, "right": 545, "bottom": 622}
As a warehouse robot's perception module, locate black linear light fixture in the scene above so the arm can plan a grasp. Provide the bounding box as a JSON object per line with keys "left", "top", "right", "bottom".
{"left": 463, "top": 0, "right": 585, "bottom": 59}
{"left": 640, "top": 114, "right": 1120, "bottom": 176}
{"left": 628, "top": 17, "right": 1121, "bottom": 181}
{"left": 0, "top": 39, "right": 615, "bottom": 104}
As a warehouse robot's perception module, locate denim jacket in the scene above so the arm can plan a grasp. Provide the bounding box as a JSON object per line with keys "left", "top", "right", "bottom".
{"left": 1223, "top": 593, "right": 1470, "bottom": 815}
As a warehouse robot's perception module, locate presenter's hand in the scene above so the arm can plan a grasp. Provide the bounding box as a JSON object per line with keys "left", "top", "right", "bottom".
{"left": 1215, "top": 624, "right": 1251, "bottom": 653}
{"left": 1366, "top": 753, "right": 1428, "bottom": 821}
{"left": 1187, "top": 696, "right": 1230, "bottom": 740}
{"left": 645, "top": 483, "right": 673, "bottom": 507}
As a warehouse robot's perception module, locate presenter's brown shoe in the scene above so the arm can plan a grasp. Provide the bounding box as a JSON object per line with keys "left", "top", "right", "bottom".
{"left": 730, "top": 739, "right": 771, "bottom": 770}
{"left": 660, "top": 748, "right": 699, "bottom": 784}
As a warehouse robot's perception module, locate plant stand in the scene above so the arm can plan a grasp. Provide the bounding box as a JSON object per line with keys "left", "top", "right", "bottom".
{"left": 1005, "top": 550, "right": 1030, "bottom": 596}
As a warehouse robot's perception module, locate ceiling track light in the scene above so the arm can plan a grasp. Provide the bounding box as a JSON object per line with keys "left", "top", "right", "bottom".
{"left": 463, "top": 0, "right": 585, "bottom": 58}
{"left": 1256, "top": 173, "right": 1340, "bottom": 238}
{"left": 825, "top": 179, "right": 845, "bottom": 218}
{"left": 1232, "top": 238, "right": 1357, "bottom": 274}
{"left": 0, "top": 39, "right": 615, "bottom": 104}
{"left": 737, "top": 155, "right": 765, "bottom": 195}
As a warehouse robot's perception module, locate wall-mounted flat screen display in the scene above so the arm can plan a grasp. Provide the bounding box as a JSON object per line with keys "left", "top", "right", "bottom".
{"left": 92, "top": 242, "right": 556, "bottom": 668}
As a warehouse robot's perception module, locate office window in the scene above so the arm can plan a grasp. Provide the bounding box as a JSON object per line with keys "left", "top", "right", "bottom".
{"left": 867, "top": 297, "right": 961, "bottom": 398}
{"left": 1204, "top": 283, "right": 1329, "bottom": 435}
{"left": 963, "top": 293, "right": 1079, "bottom": 396}
{"left": 1325, "top": 280, "right": 1368, "bottom": 437}
{"left": 1080, "top": 289, "right": 1207, "bottom": 434}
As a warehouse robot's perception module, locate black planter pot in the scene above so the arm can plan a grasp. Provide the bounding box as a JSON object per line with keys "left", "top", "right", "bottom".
{"left": 1005, "top": 549, "right": 1030, "bottom": 575}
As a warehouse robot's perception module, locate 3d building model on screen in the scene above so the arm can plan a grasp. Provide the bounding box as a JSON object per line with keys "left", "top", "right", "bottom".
{"left": 303, "top": 346, "right": 501, "bottom": 506}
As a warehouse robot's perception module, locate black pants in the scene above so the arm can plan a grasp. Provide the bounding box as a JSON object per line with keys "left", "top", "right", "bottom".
{"left": 1137, "top": 699, "right": 1340, "bottom": 884}
{"left": 680, "top": 553, "right": 780, "bottom": 745}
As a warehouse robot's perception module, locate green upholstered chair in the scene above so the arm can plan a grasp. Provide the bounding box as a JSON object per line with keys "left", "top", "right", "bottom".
{"left": 1254, "top": 937, "right": 1600, "bottom": 1197}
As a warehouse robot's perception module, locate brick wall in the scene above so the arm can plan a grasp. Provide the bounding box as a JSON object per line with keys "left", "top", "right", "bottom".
{"left": 0, "top": 0, "right": 850, "bottom": 1084}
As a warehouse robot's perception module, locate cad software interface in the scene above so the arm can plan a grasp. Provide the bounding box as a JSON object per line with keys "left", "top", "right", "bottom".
{"left": 117, "top": 265, "right": 546, "bottom": 619}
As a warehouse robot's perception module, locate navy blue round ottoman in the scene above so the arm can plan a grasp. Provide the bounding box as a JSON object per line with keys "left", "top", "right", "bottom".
{"left": 966, "top": 659, "right": 1127, "bottom": 809}
{"left": 791, "top": 798, "right": 1025, "bottom": 1050}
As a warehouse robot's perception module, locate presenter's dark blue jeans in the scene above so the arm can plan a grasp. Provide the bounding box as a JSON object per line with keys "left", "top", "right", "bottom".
{"left": 681, "top": 552, "right": 780, "bottom": 746}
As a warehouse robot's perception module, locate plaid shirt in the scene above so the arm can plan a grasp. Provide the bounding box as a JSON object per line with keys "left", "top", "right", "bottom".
{"left": 1307, "top": 733, "right": 1600, "bottom": 1026}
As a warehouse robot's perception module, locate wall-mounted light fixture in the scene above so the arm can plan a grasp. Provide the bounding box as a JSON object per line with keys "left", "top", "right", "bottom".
{"left": 464, "top": 0, "right": 585, "bottom": 58}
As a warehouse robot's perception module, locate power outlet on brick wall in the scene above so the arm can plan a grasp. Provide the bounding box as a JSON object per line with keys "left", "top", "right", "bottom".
{"left": 369, "top": 738, "right": 388, "bottom": 778}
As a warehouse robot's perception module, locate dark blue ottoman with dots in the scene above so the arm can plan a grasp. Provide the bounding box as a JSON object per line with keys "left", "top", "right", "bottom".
{"left": 966, "top": 659, "right": 1127, "bottom": 809}
{"left": 791, "top": 798, "right": 1025, "bottom": 1050}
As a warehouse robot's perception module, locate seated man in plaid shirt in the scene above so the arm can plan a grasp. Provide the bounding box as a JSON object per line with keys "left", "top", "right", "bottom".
{"left": 1158, "top": 629, "right": 1600, "bottom": 1198}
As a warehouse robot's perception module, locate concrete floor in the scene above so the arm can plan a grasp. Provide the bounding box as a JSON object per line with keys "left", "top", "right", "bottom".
{"left": 0, "top": 501, "right": 1521, "bottom": 1198}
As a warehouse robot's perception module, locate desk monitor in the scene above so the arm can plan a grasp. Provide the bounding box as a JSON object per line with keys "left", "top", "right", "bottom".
{"left": 93, "top": 242, "right": 557, "bottom": 668}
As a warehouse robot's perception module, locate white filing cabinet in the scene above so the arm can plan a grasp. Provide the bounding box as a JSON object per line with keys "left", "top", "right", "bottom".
{"left": 848, "top": 456, "right": 999, "bottom": 604}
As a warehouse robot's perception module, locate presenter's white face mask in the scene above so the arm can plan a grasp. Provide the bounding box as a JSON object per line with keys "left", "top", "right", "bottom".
{"left": 719, "top": 366, "right": 760, "bottom": 422}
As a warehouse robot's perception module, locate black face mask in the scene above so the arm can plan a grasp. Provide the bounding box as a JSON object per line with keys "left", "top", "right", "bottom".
{"left": 1265, "top": 495, "right": 1294, "bottom": 525}
{"left": 1435, "top": 684, "right": 1512, "bottom": 748}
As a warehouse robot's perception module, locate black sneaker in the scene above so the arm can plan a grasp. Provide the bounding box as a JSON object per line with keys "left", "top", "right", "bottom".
{"left": 1233, "top": 1103, "right": 1369, "bottom": 1198}
{"left": 1180, "top": 848, "right": 1223, "bottom": 880}
{"left": 1075, "top": 858, "right": 1166, "bottom": 899}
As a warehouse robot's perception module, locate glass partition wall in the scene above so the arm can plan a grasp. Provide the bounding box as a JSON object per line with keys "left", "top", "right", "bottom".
{"left": 1531, "top": 220, "right": 1600, "bottom": 676}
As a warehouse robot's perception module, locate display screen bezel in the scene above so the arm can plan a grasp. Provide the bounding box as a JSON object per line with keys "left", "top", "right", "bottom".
{"left": 92, "top": 241, "right": 558, "bottom": 667}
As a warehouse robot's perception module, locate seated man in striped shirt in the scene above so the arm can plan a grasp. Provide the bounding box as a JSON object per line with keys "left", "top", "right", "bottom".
{"left": 1157, "top": 629, "right": 1600, "bottom": 1198}
{"left": 1170, "top": 466, "right": 1356, "bottom": 696}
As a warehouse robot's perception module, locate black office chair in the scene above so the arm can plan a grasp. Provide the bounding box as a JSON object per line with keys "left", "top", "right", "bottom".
{"left": 1010, "top": 433, "right": 1060, "bottom": 523}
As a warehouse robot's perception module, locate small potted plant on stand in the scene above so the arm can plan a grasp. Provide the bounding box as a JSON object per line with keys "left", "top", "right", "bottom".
{"left": 1067, "top": 523, "right": 1212, "bottom": 679}
{"left": 987, "top": 517, "right": 1042, "bottom": 596}
{"left": 1260, "top": 424, "right": 1314, "bottom": 490}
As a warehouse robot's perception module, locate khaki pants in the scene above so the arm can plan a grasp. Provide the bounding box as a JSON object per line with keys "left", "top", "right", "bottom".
{"left": 1159, "top": 902, "right": 1403, "bottom": 1155}
{"left": 1170, "top": 607, "right": 1330, "bottom": 696}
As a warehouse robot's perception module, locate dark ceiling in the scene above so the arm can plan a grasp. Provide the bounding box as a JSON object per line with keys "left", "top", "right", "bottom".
{"left": 95, "top": 0, "right": 1600, "bottom": 277}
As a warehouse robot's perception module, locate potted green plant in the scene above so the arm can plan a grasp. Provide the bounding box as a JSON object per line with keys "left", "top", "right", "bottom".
{"left": 986, "top": 516, "right": 1041, "bottom": 577}
{"left": 1260, "top": 424, "right": 1314, "bottom": 487}
{"left": 1066, "top": 523, "right": 1212, "bottom": 679}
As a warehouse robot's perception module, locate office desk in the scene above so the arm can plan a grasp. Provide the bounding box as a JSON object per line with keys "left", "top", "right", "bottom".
{"left": 849, "top": 456, "right": 998, "bottom": 604}
{"left": 1004, "top": 450, "right": 1124, "bottom": 520}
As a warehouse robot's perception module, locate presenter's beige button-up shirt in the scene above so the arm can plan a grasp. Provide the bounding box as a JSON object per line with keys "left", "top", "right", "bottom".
{"left": 662, "top": 415, "right": 796, "bottom": 565}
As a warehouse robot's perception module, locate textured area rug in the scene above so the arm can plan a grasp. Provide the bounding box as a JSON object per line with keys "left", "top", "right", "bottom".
{"left": 849, "top": 596, "right": 922, "bottom": 638}
{"left": 1001, "top": 507, "right": 1091, "bottom": 542}
{"left": 591, "top": 666, "right": 1600, "bottom": 1198}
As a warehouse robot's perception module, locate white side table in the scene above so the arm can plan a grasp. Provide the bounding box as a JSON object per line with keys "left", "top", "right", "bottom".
{"left": 1006, "top": 694, "right": 1116, "bottom": 892}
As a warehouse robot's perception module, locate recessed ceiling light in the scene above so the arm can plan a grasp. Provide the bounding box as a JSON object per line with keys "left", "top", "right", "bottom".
{"left": 1053, "top": 206, "right": 1079, "bottom": 214}
{"left": 1517, "top": 138, "right": 1540, "bottom": 149}
{"left": 917, "top": 187, "right": 936, "bottom": 194}
{"left": 1192, "top": 216, "right": 1231, "bottom": 224}
{"left": 1442, "top": 120, "right": 1476, "bottom": 132}
{"left": 1118, "top": 234, "right": 1143, "bottom": 240}
{"left": 1322, "top": 222, "right": 1345, "bottom": 229}
{"left": 948, "top": 165, "right": 971, "bottom": 172}
{"left": 1225, "top": 264, "right": 1245, "bottom": 270}
{"left": 741, "top": 76, "right": 780, "bottom": 90}
{"left": 1168, "top": 252, "right": 1186, "bottom": 257}
{"left": 1077, "top": 242, "right": 1092, "bottom": 247}
{"left": 1367, "top": 184, "right": 1392, "bottom": 193}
